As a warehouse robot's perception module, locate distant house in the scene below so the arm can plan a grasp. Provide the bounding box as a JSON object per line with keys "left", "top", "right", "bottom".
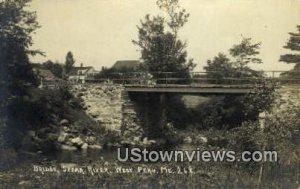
{"left": 112, "top": 60, "right": 140, "bottom": 71}
{"left": 68, "top": 64, "right": 97, "bottom": 83}
{"left": 33, "top": 68, "right": 63, "bottom": 88}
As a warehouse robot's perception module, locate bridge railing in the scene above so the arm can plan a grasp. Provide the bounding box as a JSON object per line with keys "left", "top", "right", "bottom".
{"left": 86, "top": 71, "right": 300, "bottom": 86}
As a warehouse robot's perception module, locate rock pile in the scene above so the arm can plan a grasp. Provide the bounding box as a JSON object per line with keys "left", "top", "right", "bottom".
{"left": 120, "top": 92, "right": 155, "bottom": 147}
{"left": 278, "top": 85, "right": 300, "bottom": 107}
{"left": 71, "top": 84, "right": 156, "bottom": 148}
{"left": 71, "top": 85, "right": 123, "bottom": 132}
{"left": 56, "top": 119, "right": 102, "bottom": 151}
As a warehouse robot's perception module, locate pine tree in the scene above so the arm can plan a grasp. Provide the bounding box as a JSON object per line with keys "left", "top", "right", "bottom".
{"left": 65, "top": 51, "right": 75, "bottom": 74}
{"left": 280, "top": 25, "right": 300, "bottom": 78}
{"left": 280, "top": 25, "right": 300, "bottom": 66}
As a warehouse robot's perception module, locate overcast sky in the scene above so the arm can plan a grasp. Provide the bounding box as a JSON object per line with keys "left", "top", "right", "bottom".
{"left": 29, "top": 0, "right": 300, "bottom": 71}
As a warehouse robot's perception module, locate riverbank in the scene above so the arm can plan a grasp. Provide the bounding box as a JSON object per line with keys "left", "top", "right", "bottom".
{"left": 0, "top": 149, "right": 298, "bottom": 189}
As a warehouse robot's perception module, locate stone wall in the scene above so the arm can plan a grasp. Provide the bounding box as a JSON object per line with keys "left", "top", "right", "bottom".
{"left": 72, "top": 84, "right": 124, "bottom": 132}
{"left": 71, "top": 84, "right": 154, "bottom": 147}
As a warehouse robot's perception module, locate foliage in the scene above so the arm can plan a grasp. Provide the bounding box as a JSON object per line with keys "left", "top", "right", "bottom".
{"left": 279, "top": 25, "right": 300, "bottom": 80}
{"left": 0, "top": 0, "right": 40, "bottom": 105}
{"left": 130, "top": 0, "right": 197, "bottom": 138}
{"left": 263, "top": 101, "right": 300, "bottom": 166}
{"left": 94, "top": 66, "right": 116, "bottom": 79}
{"left": 204, "top": 53, "right": 235, "bottom": 84}
{"left": 239, "top": 80, "right": 277, "bottom": 116}
{"left": 229, "top": 37, "right": 262, "bottom": 69}
{"left": 279, "top": 64, "right": 300, "bottom": 82}
{"left": 132, "top": 0, "right": 195, "bottom": 83}
{"left": 0, "top": 0, "right": 41, "bottom": 151}
{"left": 222, "top": 98, "right": 300, "bottom": 181}
{"left": 228, "top": 121, "right": 262, "bottom": 152}
{"left": 192, "top": 84, "right": 275, "bottom": 129}
{"left": 156, "top": 0, "right": 190, "bottom": 36}
{"left": 94, "top": 66, "right": 138, "bottom": 79}
{"left": 199, "top": 38, "right": 276, "bottom": 129}
{"left": 280, "top": 25, "right": 300, "bottom": 64}
{"left": 33, "top": 60, "right": 64, "bottom": 79}
{"left": 42, "top": 60, "right": 64, "bottom": 78}
{"left": 65, "top": 51, "right": 75, "bottom": 74}
{"left": 204, "top": 38, "right": 264, "bottom": 84}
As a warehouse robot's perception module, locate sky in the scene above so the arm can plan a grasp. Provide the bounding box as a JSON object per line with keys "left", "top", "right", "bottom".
{"left": 29, "top": 0, "right": 300, "bottom": 71}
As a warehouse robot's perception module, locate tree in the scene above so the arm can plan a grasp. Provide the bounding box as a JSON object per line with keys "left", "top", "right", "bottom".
{"left": 132, "top": 0, "right": 195, "bottom": 83}
{"left": 0, "top": 0, "right": 40, "bottom": 149}
{"left": 156, "top": 0, "right": 190, "bottom": 38}
{"left": 230, "top": 37, "right": 262, "bottom": 69}
{"left": 65, "top": 51, "right": 75, "bottom": 74}
{"left": 204, "top": 38, "right": 263, "bottom": 84}
{"left": 43, "top": 60, "right": 64, "bottom": 78}
{"left": 280, "top": 25, "right": 300, "bottom": 66}
{"left": 204, "top": 53, "right": 234, "bottom": 84}
{"left": 201, "top": 38, "right": 275, "bottom": 129}
{"left": 0, "top": 0, "right": 40, "bottom": 108}
{"left": 280, "top": 25, "right": 300, "bottom": 79}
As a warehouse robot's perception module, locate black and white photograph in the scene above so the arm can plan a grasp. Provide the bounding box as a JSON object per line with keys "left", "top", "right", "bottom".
{"left": 0, "top": 0, "right": 300, "bottom": 188}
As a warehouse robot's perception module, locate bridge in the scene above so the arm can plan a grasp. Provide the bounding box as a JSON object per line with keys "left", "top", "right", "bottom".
{"left": 85, "top": 71, "right": 300, "bottom": 94}
{"left": 70, "top": 70, "right": 300, "bottom": 133}
{"left": 124, "top": 84, "right": 254, "bottom": 94}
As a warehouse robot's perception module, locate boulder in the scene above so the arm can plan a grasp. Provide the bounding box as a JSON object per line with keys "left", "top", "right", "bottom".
{"left": 90, "top": 112, "right": 99, "bottom": 118}
{"left": 148, "top": 140, "right": 156, "bottom": 145}
{"left": 86, "top": 136, "right": 96, "bottom": 144}
{"left": 60, "top": 119, "right": 70, "bottom": 126}
{"left": 18, "top": 180, "right": 32, "bottom": 188}
{"left": 62, "top": 126, "right": 69, "bottom": 132}
{"left": 141, "top": 137, "right": 156, "bottom": 146}
{"left": 96, "top": 117, "right": 104, "bottom": 123}
{"left": 133, "top": 136, "right": 141, "bottom": 142}
{"left": 183, "top": 136, "right": 193, "bottom": 144}
{"left": 81, "top": 143, "right": 88, "bottom": 150}
{"left": 197, "top": 136, "right": 208, "bottom": 144}
{"left": 88, "top": 144, "right": 102, "bottom": 150}
{"left": 77, "top": 92, "right": 84, "bottom": 97}
{"left": 65, "top": 141, "right": 73, "bottom": 146}
{"left": 57, "top": 131, "right": 68, "bottom": 143}
{"left": 70, "top": 137, "right": 84, "bottom": 146}
{"left": 60, "top": 144, "right": 77, "bottom": 151}
{"left": 142, "top": 137, "right": 148, "bottom": 145}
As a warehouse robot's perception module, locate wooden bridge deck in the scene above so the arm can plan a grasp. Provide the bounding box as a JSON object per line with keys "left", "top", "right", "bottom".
{"left": 124, "top": 84, "right": 256, "bottom": 94}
